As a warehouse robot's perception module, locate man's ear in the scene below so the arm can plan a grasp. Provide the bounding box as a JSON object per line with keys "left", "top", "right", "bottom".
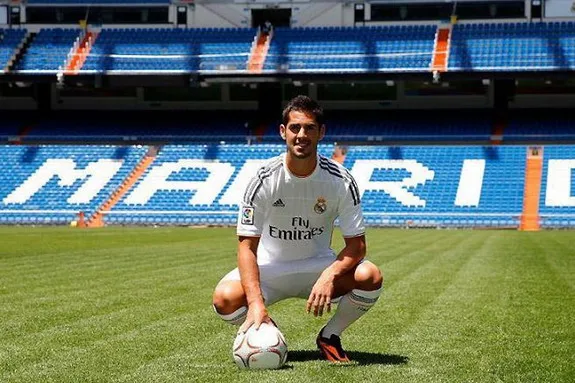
{"left": 319, "top": 124, "right": 326, "bottom": 141}
{"left": 279, "top": 124, "right": 286, "bottom": 140}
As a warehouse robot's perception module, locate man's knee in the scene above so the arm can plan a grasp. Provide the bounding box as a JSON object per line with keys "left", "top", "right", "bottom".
{"left": 354, "top": 261, "right": 383, "bottom": 290}
{"left": 212, "top": 281, "right": 246, "bottom": 315}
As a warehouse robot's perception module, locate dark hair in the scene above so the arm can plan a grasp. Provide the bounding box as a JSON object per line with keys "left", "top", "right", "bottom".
{"left": 282, "top": 95, "right": 324, "bottom": 126}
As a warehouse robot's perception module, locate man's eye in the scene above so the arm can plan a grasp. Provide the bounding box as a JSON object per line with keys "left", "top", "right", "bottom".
{"left": 288, "top": 124, "right": 317, "bottom": 133}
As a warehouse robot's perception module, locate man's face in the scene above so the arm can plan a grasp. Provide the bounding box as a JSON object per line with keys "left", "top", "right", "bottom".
{"left": 280, "top": 110, "right": 325, "bottom": 159}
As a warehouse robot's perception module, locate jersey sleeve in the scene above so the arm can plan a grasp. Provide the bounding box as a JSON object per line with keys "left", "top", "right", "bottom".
{"left": 236, "top": 173, "right": 266, "bottom": 237}
{"left": 337, "top": 173, "right": 365, "bottom": 238}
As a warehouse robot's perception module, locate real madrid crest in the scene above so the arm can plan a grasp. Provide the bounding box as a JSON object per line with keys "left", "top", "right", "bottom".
{"left": 314, "top": 196, "right": 327, "bottom": 214}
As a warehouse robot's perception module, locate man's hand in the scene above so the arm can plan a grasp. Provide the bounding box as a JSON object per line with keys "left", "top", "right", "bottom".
{"left": 307, "top": 271, "right": 335, "bottom": 317}
{"left": 239, "top": 301, "right": 271, "bottom": 333}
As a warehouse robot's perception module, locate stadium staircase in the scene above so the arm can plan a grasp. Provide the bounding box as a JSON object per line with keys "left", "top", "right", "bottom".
{"left": 248, "top": 30, "right": 271, "bottom": 73}
{"left": 88, "top": 145, "right": 160, "bottom": 227}
{"left": 520, "top": 147, "right": 543, "bottom": 231}
{"left": 65, "top": 31, "right": 98, "bottom": 74}
{"left": 6, "top": 32, "right": 35, "bottom": 72}
{"left": 1, "top": 29, "right": 27, "bottom": 72}
{"left": 491, "top": 114, "right": 506, "bottom": 145}
{"left": 431, "top": 26, "right": 451, "bottom": 73}
{"left": 10, "top": 124, "right": 35, "bottom": 145}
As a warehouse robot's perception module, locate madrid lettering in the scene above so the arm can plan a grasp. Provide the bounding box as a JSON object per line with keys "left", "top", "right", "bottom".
{"left": 3, "top": 158, "right": 575, "bottom": 207}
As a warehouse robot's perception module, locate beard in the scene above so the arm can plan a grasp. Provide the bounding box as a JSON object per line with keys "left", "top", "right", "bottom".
{"left": 289, "top": 142, "right": 314, "bottom": 159}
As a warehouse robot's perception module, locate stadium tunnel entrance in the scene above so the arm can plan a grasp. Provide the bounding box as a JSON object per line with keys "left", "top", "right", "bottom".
{"left": 251, "top": 8, "right": 292, "bottom": 29}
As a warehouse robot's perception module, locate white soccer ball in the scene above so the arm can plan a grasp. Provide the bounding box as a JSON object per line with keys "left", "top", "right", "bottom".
{"left": 232, "top": 322, "right": 288, "bottom": 369}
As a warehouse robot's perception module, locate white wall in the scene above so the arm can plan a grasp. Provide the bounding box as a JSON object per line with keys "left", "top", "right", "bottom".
{"left": 292, "top": 2, "right": 343, "bottom": 27}
{"left": 342, "top": 2, "right": 355, "bottom": 26}
{"left": 0, "top": 6, "right": 7, "bottom": 25}
{"left": 299, "top": 2, "right": 356, "bottom": 27}
{"left": 545, "top": 0, "right": 575, "bottom": 17}
{"left": 191, "top": 3, "right": 249, "bottom": 28}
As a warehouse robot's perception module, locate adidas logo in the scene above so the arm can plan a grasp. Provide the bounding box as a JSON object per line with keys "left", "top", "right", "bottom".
{"left": 272, "top": 199, "right": 285, "bottom": 207}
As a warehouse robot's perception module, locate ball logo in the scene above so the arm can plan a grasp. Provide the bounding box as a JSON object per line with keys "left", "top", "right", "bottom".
{"left": 314, "top": 197, "right": 327, "bottom": 214}
{"left": 241, "top": 206, "right": 254, "bottom": 225}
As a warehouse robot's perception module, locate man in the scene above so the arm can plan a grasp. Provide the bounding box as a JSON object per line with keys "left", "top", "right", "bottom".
{"left": 212, "top": 95, "right": 383, "bottom": 363}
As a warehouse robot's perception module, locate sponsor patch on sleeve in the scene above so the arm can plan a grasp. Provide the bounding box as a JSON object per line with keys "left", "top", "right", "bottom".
{"left": 241, "top": 206, "right": 255, "bottom": 225}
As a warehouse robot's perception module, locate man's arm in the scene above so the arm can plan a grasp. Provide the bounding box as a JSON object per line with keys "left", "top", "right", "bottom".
{"left": 238, "top": 235, "right": 271, "bottom": 332}
{"left": 306, "top": 235, "right": 366, "bottom": 316}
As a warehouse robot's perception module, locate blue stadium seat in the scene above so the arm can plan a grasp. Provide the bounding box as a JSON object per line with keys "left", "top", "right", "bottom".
{"left": 82, "top": 28, "right": 256, "bottom": 73}
{"left": 8, "top": 22, "right": 575, "bottom": 73}
{"left": 264, "top": 25, "right": 436, "bottom": 73}
{"left": 449, "top": 21, "right": 575, "bottom": 71}
{"left": 16, "top": 28, "right": 81, "bottom": 72}
{"left": 0, "top": 145, "right": 147, "bottom": 223}
{"left": 0, "top": 28, "right": 27, "bottom": 70}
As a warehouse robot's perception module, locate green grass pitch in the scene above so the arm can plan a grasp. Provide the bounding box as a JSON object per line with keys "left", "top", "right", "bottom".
{"left": 1, "top": 226, "right": 574, "bottom": 383}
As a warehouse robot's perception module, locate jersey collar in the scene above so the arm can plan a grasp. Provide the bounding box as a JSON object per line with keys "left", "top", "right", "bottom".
{"left": 283, "top": 152, "right": 320, "bottom": 181}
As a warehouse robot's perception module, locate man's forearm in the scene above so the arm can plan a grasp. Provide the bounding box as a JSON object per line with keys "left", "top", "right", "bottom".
{"left": 238, "top": 247, "right": 265, "bottom": 306}
{"left": 324, "top": 239, "right": 366, "bottom": 280}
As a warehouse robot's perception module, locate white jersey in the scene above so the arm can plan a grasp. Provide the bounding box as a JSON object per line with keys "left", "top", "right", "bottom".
{"left": 237, "top": 153, "right": 365, "bottom": 265}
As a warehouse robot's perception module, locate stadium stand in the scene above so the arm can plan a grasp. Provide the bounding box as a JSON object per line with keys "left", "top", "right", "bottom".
{"left": 348, "top": 145, "right": 525, "bottom": 228}
{"left": 506, "top": 112, "right": 575, "bottom": 142}
{"left": 0, "top": 115, "right": 23, "bottom": 138}
{"left": 5, "top": 143, "right": 573, "bottom": 228}
{"left": 0, "top": 145, "right": 147, "bottom": 224}
{"left": 0, "top": 110, "right": 497, "bottom": 144}
{"left": 449, "top": 21, "right": 575, "bottom": 71}
{"left": 538, "top": 146, "right": 575, "bottom": 228}
{"left": 0, "top": 111, "right": 258, "bottom": 143}
{"left": 0, "top": 29, "right": 27, "bottom": 71}
{"left": 322, "top": 111, "right": 492, "bottom": 142}
{"left": 107, "top": 144, "right": 290, "bottom": 226}
{"left": 15, "top": 28, "right": 82, "bottom": 72}
{"left": 3, "top": 22, "right": 575, "bottom": 74}
{"left": 81, "top": 28, "right": 256, "bottom": 73}
{"left": 264, "top": 25, "right": 437, "bottom": 73}
{"left": 1, "top": 12, "right": 574, "bottom": 231}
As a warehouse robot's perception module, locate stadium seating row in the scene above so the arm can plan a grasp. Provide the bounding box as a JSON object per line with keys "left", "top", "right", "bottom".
{"left": 3, "top": 110, "right": 573, "bottom": 143}
{"left": 0, "top": 110, "right": 498, "bottom": 143}
{"left": 2, "top": 21, "right": 575, "bottom": 73}
{"left": 0, "top": 29, "right": 27, "bottom": 71}
{"left": 1, "top": 144, "right": 574, "bottom": 228}
{"left": 449, "top": 22, "right": 575, "bottom": 71}
{"left": 15, "top": 28, "right": 81, "bottom": 72}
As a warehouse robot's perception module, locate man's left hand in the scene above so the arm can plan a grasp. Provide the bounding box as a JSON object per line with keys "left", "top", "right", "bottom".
{"left": 306, "top": 272, "right": 335, "bottom": 317}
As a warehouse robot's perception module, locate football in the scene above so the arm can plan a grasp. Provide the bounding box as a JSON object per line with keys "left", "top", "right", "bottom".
{"left": 232, "top": 322, "right": 288, "bottom": 369}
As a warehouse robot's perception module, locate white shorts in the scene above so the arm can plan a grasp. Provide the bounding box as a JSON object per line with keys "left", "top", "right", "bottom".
{"left": 218, "top": 256, "right": 338, "bottom": 306}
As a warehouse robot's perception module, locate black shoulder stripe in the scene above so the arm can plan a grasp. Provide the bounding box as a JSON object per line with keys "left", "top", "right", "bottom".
{"left": 319, "top": 163, "right": 344, "bottom": 179}
{"left": 245, "top": 160, "right": 282, "bottom": 205}
{"left": 243, "top": 177, "right": 260, "bottom": 205}
{"left": 319, "top": 155, "right": 338, "bottom": 167}
{"left": 242, "top": 157, "right": 282, "bottom": 203}
{"left": 320, "top": 157, "right": 360, "bottom": 206}
{"left": 343, "top": 168, "right": 361, "bottom": 206}
{"left": 319, "top": 157, "right": 342, "bottom": 173}
{"left": 349, "top": 183, "right": 359, "bottom": 206}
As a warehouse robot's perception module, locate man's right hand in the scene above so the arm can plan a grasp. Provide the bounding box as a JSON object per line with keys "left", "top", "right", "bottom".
{"left": 239, "top": 301, "right": 271, "bottom": 333}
